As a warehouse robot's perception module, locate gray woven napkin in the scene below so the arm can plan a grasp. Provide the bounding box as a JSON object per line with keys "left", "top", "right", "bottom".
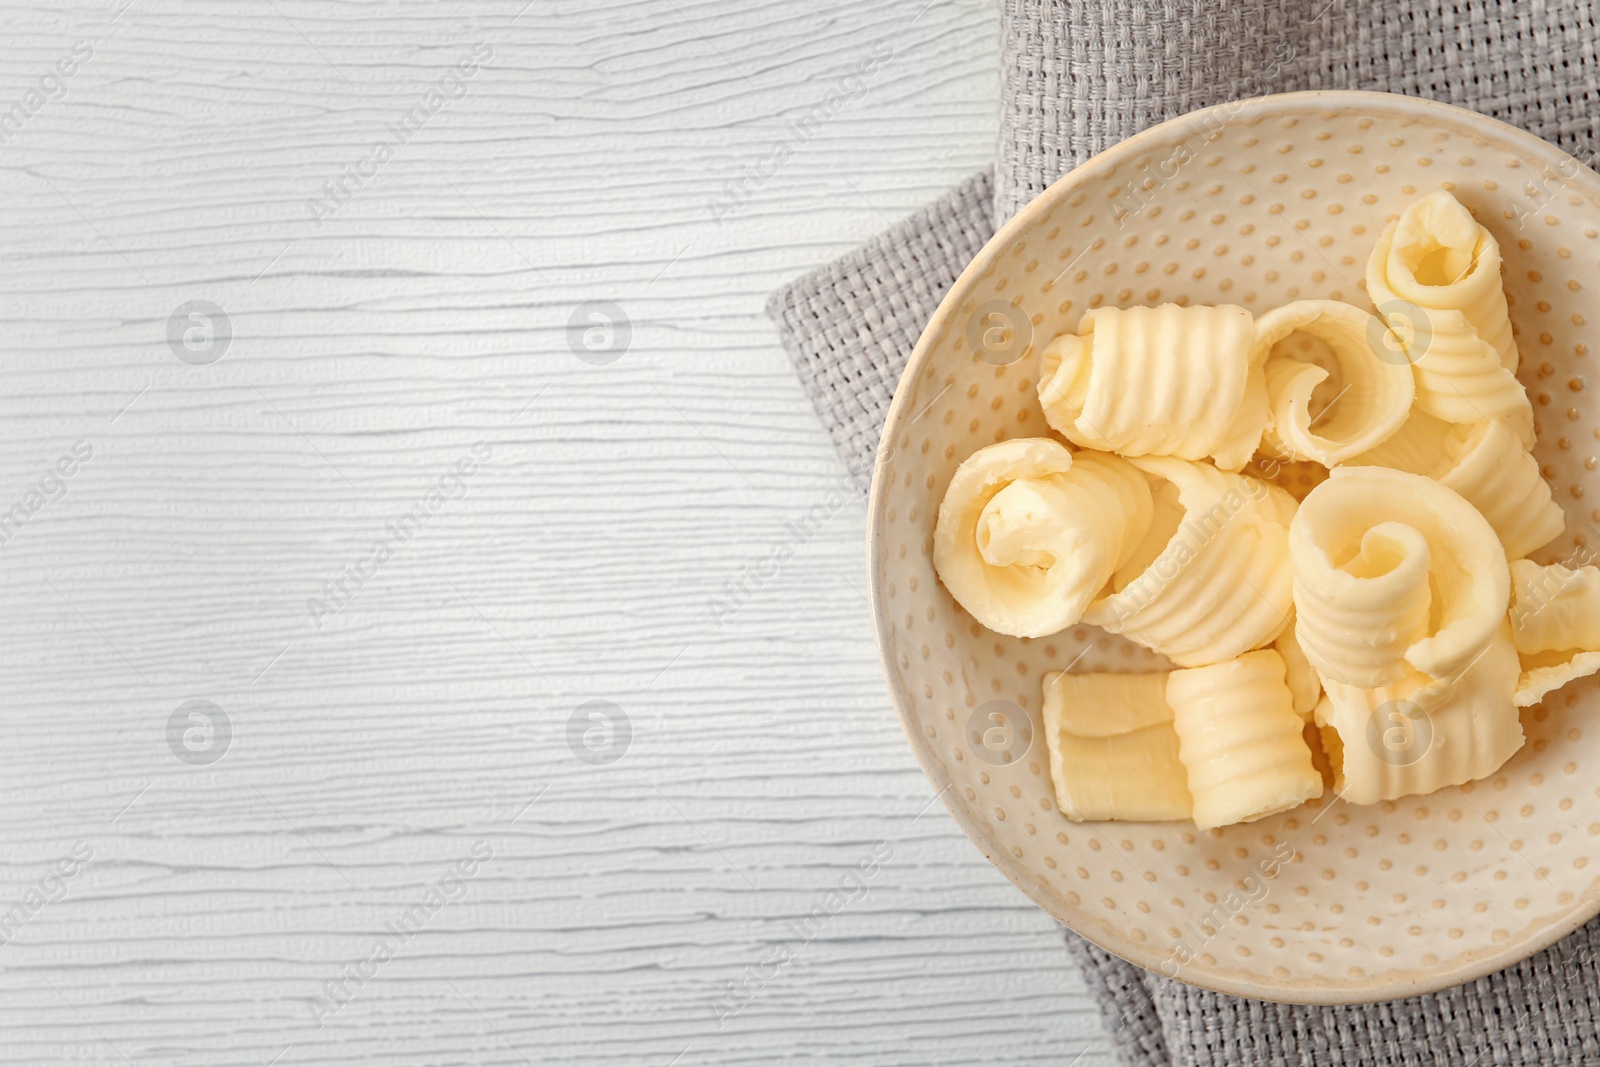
{"left": 768, "top": 2, "right": 1600, "bottom": 1063}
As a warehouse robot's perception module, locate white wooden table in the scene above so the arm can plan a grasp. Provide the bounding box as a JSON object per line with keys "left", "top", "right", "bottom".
{"left": 0, "top": 1, "right": 1113, "bottom": 1062}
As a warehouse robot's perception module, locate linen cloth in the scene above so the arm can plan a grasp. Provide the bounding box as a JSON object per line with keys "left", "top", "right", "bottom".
{"left": 767, "top": 1, "right": 1600, "bottom": 1063}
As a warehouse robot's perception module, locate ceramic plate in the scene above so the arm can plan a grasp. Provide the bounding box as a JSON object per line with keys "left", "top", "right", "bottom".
{"left": 868, "top": 90, "right": 1600, "bottom": 1003}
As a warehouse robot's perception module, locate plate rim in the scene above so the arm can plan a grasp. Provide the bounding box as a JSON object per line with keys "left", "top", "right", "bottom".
{"left": 865, "top": 88, "right": 1600, "bottom": 1005}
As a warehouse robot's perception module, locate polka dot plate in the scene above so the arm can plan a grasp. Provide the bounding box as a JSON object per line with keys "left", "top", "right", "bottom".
{"left": 867, "top": 90, "right": 1600, "bottom": 1003}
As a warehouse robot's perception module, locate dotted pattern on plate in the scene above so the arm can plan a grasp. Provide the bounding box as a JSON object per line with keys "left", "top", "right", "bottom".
{"left": 875, "top": 98, "right": 1600, "bottom": 1001}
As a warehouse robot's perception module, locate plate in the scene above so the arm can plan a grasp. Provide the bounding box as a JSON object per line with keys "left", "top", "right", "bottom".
{"left": 868, "top": 90, "right": 1600, "bottom": 1003}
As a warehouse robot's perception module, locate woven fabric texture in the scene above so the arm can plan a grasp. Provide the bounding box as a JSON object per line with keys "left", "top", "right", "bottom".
{"left": 766, "top": 1, "right": 1600, "bottom": 1063}
{"left": 997, "top": 0, "right": 1600, "bottom": 219}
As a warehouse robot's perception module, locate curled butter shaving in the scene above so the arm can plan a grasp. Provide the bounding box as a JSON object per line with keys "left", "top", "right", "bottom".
{"left": 1350, "top": 410, "right": 1564, "bottom": 560}
{"left": 1290, "top": 467, "right": 1509, "bottom": 688}
{"left": 1508, "top": 560, "right": 1600, "bottom": 705}
{"left": 1316, "top": 624, "right": 1523, "bottom": 805}
{"left": 1166, "top": 650, "right": 1323, "bottom": 830}
{"left": 932, "top": 438, "right": 1153, "bottom": 638}
{"left": 1083, "top": 456, "right": 1295, "bottom": 666}
{"left": 1038, "top": 304, "right": 1266, "bottom": 470}
{"left": 1273, "top": 616, "right": 1322, "bottom": 720}
{"left": 1365, "top": 192, "right": 1531, "bottom": 434}
{"left": 1256, "top": 299, "right": 1415, "bottom": 467}
{"left": 1366, "top": 189, "right": 1520, "bottom": 371}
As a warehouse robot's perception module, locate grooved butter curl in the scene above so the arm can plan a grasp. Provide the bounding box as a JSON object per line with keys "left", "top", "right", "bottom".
{"left": 1038, "top": 304, "right": 1268, "bottom": 471}
{"left": 932, "top": 438, "right": 1153, "bottom": 638}
{"left": 1255, "top": 299, "right": 1415, "bottom": 467}
{"left": 1085, "top": 457, "right": 1295, "bottom": 667}
{"left": 1289, "top": 467, "right": 1509, "bottom": 688}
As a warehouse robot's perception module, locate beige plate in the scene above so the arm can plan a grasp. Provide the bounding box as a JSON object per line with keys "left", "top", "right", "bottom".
{"left": 868, "top": 90, "right": 1600, "bottom": 1003}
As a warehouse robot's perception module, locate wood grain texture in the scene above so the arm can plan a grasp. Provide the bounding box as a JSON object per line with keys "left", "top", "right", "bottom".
{"left": 0, "top": 0, "right": 1115, "bottom": 1062}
